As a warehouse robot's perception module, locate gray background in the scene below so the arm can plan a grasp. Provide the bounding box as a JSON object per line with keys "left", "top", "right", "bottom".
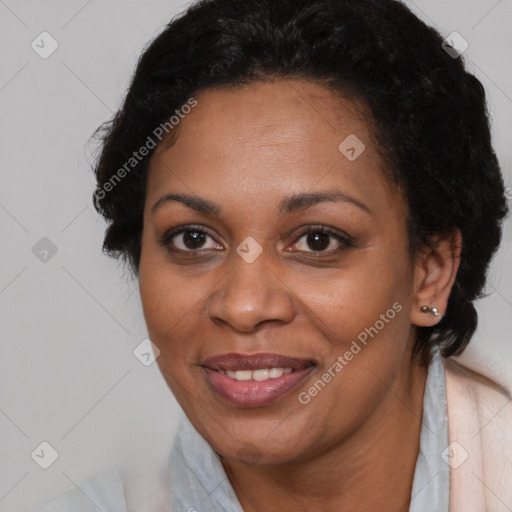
{"left": 0, "top": 0, "right": 511, "bottom": 510}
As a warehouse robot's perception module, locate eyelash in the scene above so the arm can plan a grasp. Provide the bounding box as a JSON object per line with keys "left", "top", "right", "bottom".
{"left": 158, "top": 224, "right": 354, "bottom": 257}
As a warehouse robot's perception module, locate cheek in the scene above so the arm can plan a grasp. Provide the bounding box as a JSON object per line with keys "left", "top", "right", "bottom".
{"left": 290, "top": 264, "right": 413, "bottom": 442}
{"left": 288, "top": 250, "right": 412, "bottom": 345}
{"left": 138, "top": 236, "right": 199, "bottom": 349}
{"left": 138, "top": 249, "right": 233, "bottom": 384}
{"left": 139, "top": 269, "right": 204, "bottom": 346}
{"left": 138, "top": 263, "right": 209, "bottom": 409}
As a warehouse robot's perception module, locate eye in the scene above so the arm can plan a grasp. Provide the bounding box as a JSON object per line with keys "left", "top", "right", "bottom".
{"left": 159, "top": 225, "right": 223, "bottom": 253}
{"left": 290, "top": 226, "right": 352, "bottom": 254}
{"left": 159, "top": 224, "right": 352, "bottom": 257}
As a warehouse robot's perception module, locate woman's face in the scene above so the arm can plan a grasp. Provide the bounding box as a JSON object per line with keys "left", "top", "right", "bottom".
{"left": 139, "top": 80, "right": 419, "bottom": 465}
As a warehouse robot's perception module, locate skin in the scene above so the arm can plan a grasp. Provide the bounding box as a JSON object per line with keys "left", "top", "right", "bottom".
{"left": 138, "top": 79, "right": 461, "bottom": 511}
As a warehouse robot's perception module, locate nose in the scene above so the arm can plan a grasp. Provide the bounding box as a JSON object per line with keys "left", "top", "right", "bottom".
{"left": 207, "top": 248, "right": 295, "bottom": 333}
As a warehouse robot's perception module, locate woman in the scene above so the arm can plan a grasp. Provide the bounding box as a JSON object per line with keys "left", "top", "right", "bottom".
{"left": 44, "top": 0, "right": 511, "bottom": 510}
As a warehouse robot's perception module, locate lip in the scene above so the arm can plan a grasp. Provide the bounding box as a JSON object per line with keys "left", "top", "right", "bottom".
{"left": 202, "top": 352, "right": 314, "bottom": 371}
{"left": 202, "top": 352, "right": 316, "bottom": 407}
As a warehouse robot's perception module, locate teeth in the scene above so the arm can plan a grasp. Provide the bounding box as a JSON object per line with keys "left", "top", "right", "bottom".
{"left": 234, "top": 370, "right": 252, "bottom": 381}
{"left": 221, "top": 368, "right": 294, "bottom": 381}
{"left": 253, "top": 369, "right": 269, "bottom": 381}
{"left": 269, "top": 368, "right": 283, "bottom": 378}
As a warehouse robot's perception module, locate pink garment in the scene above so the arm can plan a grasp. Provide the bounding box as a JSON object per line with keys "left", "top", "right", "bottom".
{"left": 444, "top": 357, "right": 512, "bottom": 511}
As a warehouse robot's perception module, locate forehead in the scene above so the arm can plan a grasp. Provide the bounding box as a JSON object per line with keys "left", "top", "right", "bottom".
{"left": 146, "top": 80, "right": 400, "bottom": 218}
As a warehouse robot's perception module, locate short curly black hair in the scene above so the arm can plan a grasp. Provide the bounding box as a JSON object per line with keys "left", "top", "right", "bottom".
{"left": 92, "top": 0, "right": 508, "bottom": 365}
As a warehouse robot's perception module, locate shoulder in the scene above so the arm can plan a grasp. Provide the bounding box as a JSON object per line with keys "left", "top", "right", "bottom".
{"left": 42, "top": 470, "right": 128, "bottom": 512}
{"left": 444, "top": 356, "right": 511, "bottom": 399}
{"left": 443, "top": 356, "right": 512, "bottom": 415}
{"left": 122, "top": 461, "right": 174, "bottom": 512}
{"left": 443, "top": 355, "right": 512, "bottom": 511}
{"left": 42, "top": 465, "right": 173, "bottom": 512}
{"left": 443, "top": 356, "right": 512, "bottom": 437}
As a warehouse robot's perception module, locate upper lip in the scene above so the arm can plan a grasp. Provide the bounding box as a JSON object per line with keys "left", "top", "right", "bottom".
{"left": 202, "top": 352, "right": 316, "bottom": 372}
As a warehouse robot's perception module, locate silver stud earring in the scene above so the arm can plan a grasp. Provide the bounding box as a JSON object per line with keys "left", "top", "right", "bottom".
{"left": 421, "top": 305, "right": 440, "bottom": 316}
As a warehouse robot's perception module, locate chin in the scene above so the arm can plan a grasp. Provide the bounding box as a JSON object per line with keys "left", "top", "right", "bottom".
{"left": 209, "top": 428, "right": 308, "bottom": 467}
{"left": 220, "top": 444, "right": 297, "bottom": 467}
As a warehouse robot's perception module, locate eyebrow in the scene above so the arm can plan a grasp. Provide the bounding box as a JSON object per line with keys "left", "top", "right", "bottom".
{"left": 150, "top": 190, "right": 372, "bottom": 216}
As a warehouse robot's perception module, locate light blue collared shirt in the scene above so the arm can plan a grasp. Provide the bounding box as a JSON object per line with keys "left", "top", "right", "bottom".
{"left": 43, "top": 347, "right": 449, "bottom": 512}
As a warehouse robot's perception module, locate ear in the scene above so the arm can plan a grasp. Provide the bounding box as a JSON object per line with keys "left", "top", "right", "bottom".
{"left": 410, "top": 229, "right": 462, "bottom": 326}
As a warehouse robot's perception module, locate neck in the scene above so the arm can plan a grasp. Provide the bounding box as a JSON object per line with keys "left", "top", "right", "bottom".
{"left": 221, "top": 354, "right": 428, "bottom": 512}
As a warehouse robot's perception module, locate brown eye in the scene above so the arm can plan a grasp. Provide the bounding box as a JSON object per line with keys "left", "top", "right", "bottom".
{"left": 159, "top": 225, "right": 223, "bottom": 253}
{"left": 181, "top": 230, "right": 207, "bottom": 249}
{"left": 291, "top": 226, "right": 352, "bottom": 255}
{"left": 305, "top": 232, "right": 330, "bottom": 251}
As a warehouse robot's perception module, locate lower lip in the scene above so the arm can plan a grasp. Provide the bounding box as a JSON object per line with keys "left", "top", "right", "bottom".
{"left": 204, "top": 367, "right": 315, "bottom": 407}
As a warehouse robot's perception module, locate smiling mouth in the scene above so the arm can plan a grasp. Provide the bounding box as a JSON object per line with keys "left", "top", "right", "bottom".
{"left": 201, "top": 352, "right": 317, "bottom": 407}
